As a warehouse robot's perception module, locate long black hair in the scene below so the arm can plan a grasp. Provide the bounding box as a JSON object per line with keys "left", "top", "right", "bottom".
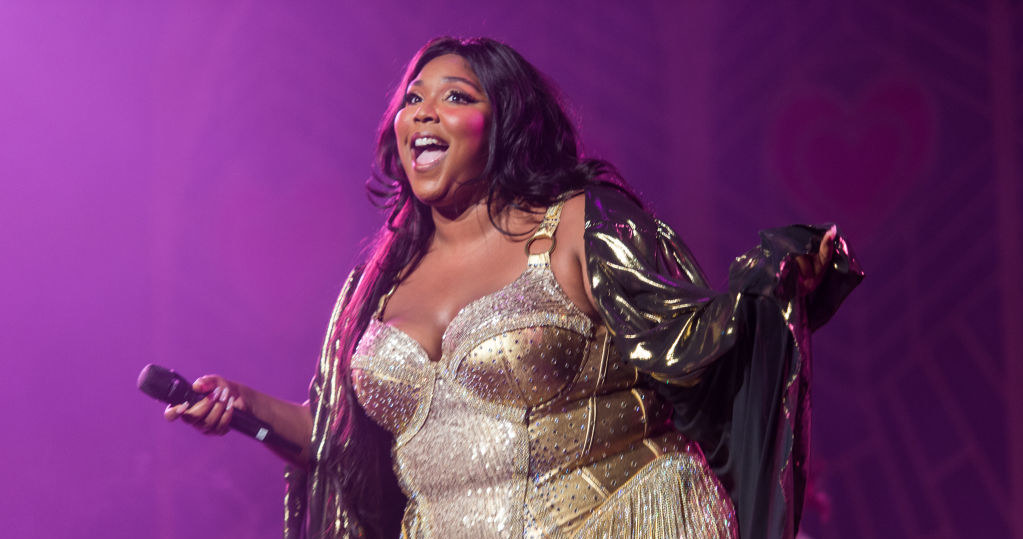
{"left": 319, "top": 37, "right": 628, "bottom": 538}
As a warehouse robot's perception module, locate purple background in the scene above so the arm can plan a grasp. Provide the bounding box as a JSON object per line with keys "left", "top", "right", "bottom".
{"left": 2, "top": 2, "right": 1021, "bottom": 538}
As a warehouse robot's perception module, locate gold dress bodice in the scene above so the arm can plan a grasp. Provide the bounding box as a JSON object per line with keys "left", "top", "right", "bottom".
{"left": 350, "top": 204, "right": 736, "bottom": 538}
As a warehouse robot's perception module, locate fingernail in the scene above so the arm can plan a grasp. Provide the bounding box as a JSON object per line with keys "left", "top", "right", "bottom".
{"left": 178, "top": 402, "right": 189, "bottom": 413}
{"left": 210, "top": 387, "right": 221, "bottom": 402}
{"left": 227, "top": 396, "right": 235, "bottom": 410}
{"left": 220, "top": 389, "right": 229, "bottom": 403}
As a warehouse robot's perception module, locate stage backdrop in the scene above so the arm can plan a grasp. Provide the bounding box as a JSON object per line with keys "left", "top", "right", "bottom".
{"left": 1, "top": 1, "right": 1019, "bottom": 538}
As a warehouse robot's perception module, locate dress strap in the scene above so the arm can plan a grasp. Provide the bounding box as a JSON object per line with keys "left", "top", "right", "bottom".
{"left": 374, "top": 282, "right": 397, "bottom": 321}
{"left": 375, "top": 262, "right": 412, "bottom": 321}
{"left": 525, "top": 200, "right": 565, "bottom": 267}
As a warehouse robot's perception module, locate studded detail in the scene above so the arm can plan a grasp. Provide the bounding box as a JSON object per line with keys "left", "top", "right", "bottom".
{"left": 350, "top": 203, "right": 736, "bottom": 538}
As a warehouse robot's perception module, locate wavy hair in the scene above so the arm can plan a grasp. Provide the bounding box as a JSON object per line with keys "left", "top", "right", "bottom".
{"left": 318, "top": 37, "right": 629, "bottom": 538}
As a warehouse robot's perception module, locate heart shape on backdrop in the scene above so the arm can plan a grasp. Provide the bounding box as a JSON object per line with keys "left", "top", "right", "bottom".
{"left": 766, "top": 74, "right": 936, "bottom": 240}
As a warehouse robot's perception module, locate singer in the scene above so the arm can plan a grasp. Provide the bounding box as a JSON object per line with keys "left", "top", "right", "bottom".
{"left": 164, "top": 37, "right": 862, "bottom": 539}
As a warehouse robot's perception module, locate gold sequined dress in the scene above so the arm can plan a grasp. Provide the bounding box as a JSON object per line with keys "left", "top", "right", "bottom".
{"left": 285, "top": 186, "right": 863, "bottom": 539}
{"left": 349, "top": 202, "right": 736, "bottom": 538}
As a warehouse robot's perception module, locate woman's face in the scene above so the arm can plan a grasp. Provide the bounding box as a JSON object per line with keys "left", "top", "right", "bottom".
{"left": 394, "top": 54, "right": 492, "bottom": 213}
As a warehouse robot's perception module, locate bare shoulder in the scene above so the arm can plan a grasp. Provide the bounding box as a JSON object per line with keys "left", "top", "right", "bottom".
{"left": 550, "top": 192, "right": 599, "bottom": 317}
{"left": 557, "top": 192, "right": 587, "bottom": 257}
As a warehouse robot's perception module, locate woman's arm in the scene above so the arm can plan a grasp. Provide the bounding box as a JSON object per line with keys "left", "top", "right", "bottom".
{"left": 572, "top": 185, "right": 857, "bottom": 383}
{"left": 164, "top": 376, "right": 313, "bottom": 467}
{"left": 563, "top": 184, "right": 862, "bottom": 539}
{"left": 162, "top": 267, "right": 366, "bottom": 470}
{"left": 550, "top": 188, "right": 837, "bottom": 329}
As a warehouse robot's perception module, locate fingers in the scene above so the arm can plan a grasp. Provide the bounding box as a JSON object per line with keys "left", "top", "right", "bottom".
{"left": 192, "top": 375, "right": 220, "bottom": 394}
{"left": 203, "top": 386, "right": 235, "bottom": 435}
{"left": 216, "top": 395, "right": 236, "bottom": 434}
{"left": 191, "top": 386, "right": 228, "bottom": 435}
{"left": 164, "top": 401, "right": 190, "bottom": 421}
{"left": 165, "top": 376, "right": 239, "bottom": 436}
{"left": 794, "top": 253, "right": 812, "bottom": 278}
{"left": 792, "top": 228, "right": 839, "bottom": 297}
{"left": 784, "top": 228, "right": 839, "bottom": 298}
{"left": 818, "top": 226, "right": 837, "bottom": 267}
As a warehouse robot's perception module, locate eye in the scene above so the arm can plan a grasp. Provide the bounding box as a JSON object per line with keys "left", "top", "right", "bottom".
{"left": 402, "top": 92, "right": 422, "bottom": 106}
{"left": 445, "top": 90, "right": 478, "bottom": 104}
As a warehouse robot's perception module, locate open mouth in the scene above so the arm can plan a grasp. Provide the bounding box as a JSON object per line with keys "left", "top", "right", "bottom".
{"left": 412, "top": 136, "right": 449, "bottom": 167}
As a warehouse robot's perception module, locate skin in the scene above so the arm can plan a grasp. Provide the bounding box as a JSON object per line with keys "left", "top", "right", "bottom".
{"left": 164, "top": 376, "right": 312, "bottom": 465}
{"left": 383, "top": 54, "right": 596, "bottom": 358}
{"left": 394, "top": 54, "right": 492, "bottom": 219}
{"left": 164, "top": 53, "right": 836, "bottom": 467}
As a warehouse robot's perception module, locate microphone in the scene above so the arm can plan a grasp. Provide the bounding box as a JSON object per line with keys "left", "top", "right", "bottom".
{"left": 137, "top": 364, "right": 301, "bottom": 455}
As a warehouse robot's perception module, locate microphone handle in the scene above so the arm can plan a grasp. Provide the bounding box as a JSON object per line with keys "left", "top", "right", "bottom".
{"left": 224, "top": 406, "right": 302, "bottom": 455}
{"left": 162, "top": 370, "right": 302, "bottom": 456}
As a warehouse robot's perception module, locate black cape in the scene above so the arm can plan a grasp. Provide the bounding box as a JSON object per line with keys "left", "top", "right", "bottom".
{"left": 584, "top": 186, "right": 862, "bottom": 539}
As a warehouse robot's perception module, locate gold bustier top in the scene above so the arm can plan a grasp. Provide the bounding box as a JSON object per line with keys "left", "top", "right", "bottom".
{"left": 350, "top": 203, "right": 736, "bottom": 538}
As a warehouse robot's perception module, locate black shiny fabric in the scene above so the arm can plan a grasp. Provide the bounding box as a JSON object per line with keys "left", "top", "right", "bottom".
{"left": 286, "top": 185, "right": 862, "bottom": 539}
{"left": 584, "top": 186, "right": 863, "bottom": 539}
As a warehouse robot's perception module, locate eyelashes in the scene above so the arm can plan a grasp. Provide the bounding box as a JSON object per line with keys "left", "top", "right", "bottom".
{"left": 402, "top": 90, "right": 479, "bottom": 107}
{"left": 445, "top": 90, "right": 478, "bottom": 104}
{"left": 402, "top": 92, "right": 422, "bottom": 106}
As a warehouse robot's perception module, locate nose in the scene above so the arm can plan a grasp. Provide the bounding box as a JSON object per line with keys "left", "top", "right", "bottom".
{"left": 413, "top": 99, "right": 438, "bottom": 123}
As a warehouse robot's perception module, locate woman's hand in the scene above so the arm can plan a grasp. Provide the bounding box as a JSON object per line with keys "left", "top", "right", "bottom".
{"left": 790, "top": 225, "right": 837, "bottom": 297}
{"left": 163, "top": 375, "right": 248, "bottom": 436}
{"left": 161, "top": 374, "right": 312, "bottom": 465}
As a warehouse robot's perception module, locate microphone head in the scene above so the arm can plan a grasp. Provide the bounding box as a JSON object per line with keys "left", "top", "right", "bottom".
{"left": 138, "top": 364, "right": 192, "bottom": 405}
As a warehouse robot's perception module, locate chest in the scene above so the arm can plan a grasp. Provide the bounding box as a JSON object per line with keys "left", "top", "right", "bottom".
{"left": 379, "top": 231, "right": 590, "bottom": 363}
{"left": 350, "top": 265, "right": 601, "bottom": 438}
{"left": 382, "top": 254, "right": 526, "bottom": 362}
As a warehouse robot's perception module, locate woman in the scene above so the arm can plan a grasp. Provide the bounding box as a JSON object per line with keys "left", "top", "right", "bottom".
{"left": 166, "top": 37, "right": 862, "bottom": 539}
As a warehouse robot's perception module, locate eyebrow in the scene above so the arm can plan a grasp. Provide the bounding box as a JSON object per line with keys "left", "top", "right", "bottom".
{"left": 409, "top": 76, "right": 484, "bottom": 93}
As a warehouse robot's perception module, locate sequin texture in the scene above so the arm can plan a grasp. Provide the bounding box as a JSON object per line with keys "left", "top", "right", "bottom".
{"left": 350, "top": 203, "right": 736, "bottom": 538}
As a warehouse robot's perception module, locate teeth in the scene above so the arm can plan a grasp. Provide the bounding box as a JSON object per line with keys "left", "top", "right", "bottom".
{"left": 414, "top": 137, "right": 444, "bottom": 148}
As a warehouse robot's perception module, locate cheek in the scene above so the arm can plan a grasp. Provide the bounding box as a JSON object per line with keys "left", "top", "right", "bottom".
{"left": 393, "top": 111, "right": 411, "bottom": 159}
{"left": 451, "top": 111, "right": 489, "bottom": 146}
{"left": 393, "top": 109, "right": 411, "bottom": 140}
